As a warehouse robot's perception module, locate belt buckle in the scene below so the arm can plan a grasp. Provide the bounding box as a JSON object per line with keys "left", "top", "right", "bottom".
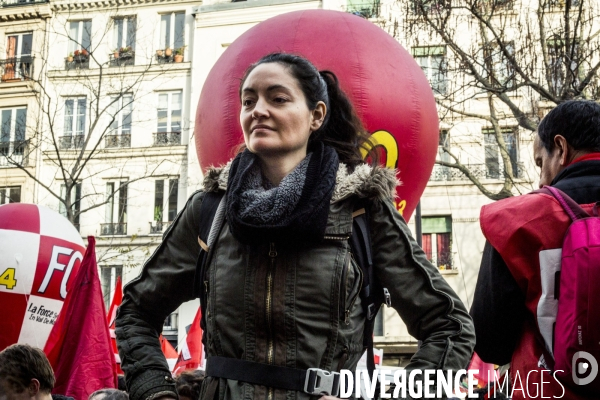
{"left": 304, "top": 368, "right": 340, "bottom": 396}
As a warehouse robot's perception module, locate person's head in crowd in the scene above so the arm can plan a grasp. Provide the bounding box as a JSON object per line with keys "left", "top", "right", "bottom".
{"left": 535, "top": 99, "right": 600, "bottom": 187}
{"left": 175, "top": 370, "right": 204, "bottom": 400}
{"left": 88, "top": 389, "right": 128, "bottom": 400}
{"left": 0, "top": 344, "right": 55, "bottom": 400}
{"left": 116, "top": 376, "right": 126, "bottom": 393}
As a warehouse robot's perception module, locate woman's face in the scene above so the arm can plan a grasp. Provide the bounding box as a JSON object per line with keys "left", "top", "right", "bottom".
{"left": 240, "top": 63, "right": 325, "bottom": 160}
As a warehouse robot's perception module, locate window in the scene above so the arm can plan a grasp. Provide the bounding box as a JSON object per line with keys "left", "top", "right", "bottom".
{"left": 106, "top": 95, "right": 132, "bottom": 148}
{"left": 59, "top": 182, "right": 81, "bottom": 228}
{"left": 111, "top": 17, "right": 136, "bottom": 67}
{"left": 346, "top": 0, "right": 380, "bottom": 18}
{"left": 62, "top": 98, "right": 86, "bottom": 149}
{"left": 0, "top": 107, "right": 27, "bottom": 166}
{"left": 100, "top": 265, "right": 122, "bottom": 309}
{"left": 431, "top": 130, "right": 452, "bottom": 181}
{"left": 152, "top": 179, "right": 178, "bottom": 233}
{"left": 481, "top": 42, "right": 515, "bottom": 88}
{"left": 163, "top": 312, "right": 178, "bottom": 331}
{"left": 412, "top": 46, "right": 447, "bottom": 95}
{"left": 154, "top": 92, "right": 182, "bottom": 146}
{"left": 2, "top": 32, "right": 33, "bottom": 81}
{"left": 0, "top": 186, "right": 20, "bottom": 204}
{"left": 422, "top": 216, "right": 453, "bottom": 270}
{"left": 66, "top": 21, "right": 91, "bottom": 70}
{"left": 547, "top": 36, "right": 580, "bottom": 95}
{"left": 102, "top": 182, "right": 127, "bottom": 235}
{"left": 1, "top": 107, "right": 27, "bottom": 142}
{"left": 113, "top": 16, "right": 136, "bottom": 51}
{"left": 544, "top": 0, "right": 579, "bottom": 8}
{"left": 68, "top": 20, "right": 91, "bottom": 54}
{"left": 483, "top": 127, "right": 519, "bottom": 179}
{"left": 160, "top": 12, "right": 185, "bottom": 51}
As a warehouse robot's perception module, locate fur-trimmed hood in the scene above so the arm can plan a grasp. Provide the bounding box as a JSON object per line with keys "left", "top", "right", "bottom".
{"left": 202, "top": 161, "right": 399, "bottom": 203}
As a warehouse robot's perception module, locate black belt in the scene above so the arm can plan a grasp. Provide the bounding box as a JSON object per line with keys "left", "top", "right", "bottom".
{"left": 205, "top": 356, "right": 340, "bottom": 396}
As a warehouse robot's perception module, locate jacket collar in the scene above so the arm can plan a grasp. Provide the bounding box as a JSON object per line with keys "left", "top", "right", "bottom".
{"left": 202, "top": 160, "right": 399, "bottom": 203}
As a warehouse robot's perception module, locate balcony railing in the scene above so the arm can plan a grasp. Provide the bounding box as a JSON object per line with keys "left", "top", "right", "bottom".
{"left": 1, "top": 0, "right": 48, "bottom": 7}
{"left": 59, "top": 135, "right": 84, "bottom": 150}
{"left": 411, "top": 0, "right": 450, "bottom": 15}
{"left": 109, "top": 51, "right": 135, "bottom": 67}
{"left": 100, "top": 222, "right": 127, "bottom": 236}
{"left": 65, "top": 54, "right": 90, "bottom": 70}
{"left": 153, "top": 131, "right": 181, "bottom": 146}
{"left": 347, "top": 0, "right": 380, "bottom": 18}
{"left": 105, "top": 134, "right": 131, "bottom": 148}
{"left": 429, "top": 162, "right": 525, "bottom": 182}
{"left": 149, "top": 221, "right": 172, "bottom": 234}
{"left": 0, "top": 140, "right": 29, "bottom": 167}
{"left": 0, "top": 56, "right": 33, "bottom": 82}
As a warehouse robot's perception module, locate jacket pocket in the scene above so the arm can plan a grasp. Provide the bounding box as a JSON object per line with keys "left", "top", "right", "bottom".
{"left": 340, "top": 251, "right": 363, "bottom": 325}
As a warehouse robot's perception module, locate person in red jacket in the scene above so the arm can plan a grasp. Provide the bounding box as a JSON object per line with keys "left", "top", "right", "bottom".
{"left": 471, "top": 100, "right": 600, "bottom": 400}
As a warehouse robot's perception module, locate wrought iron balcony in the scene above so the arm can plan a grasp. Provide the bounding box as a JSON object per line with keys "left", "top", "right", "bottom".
{"left": 149, "top": 221, "right": 172, "bottom": 234}
{"left": 429, "top": 162, "right": 525, "bottom": 182}
{"left": 153, "top": 132, "right": 181, "bottom": 146}
{"left": 0, "top": 56, "right": 33, "bottom": 82}
{"left": 411, "top": 0, "right": 450, "bottom": 15}
{"left": 65, "top": 54, "right": 90, "bottom": 70}
{"left": 1, "top": 0, "right": 48, "bottom": 7}
{"left": 100, "top": 222, "right": 127, "bottom": 236}
{"left": 0, "top": 140, "right": 29, "bottom": 167}
{"left": 105, "top": 134, "right": 131, "bottom": 148}
{"left": 109, "top": 51, "right": 135, "bottom": 67}
{"left": 155, "top": 49, "right": 174, "bottom": 64}
{"left": 59, "top": 135, "right": 84, "bottom": 150}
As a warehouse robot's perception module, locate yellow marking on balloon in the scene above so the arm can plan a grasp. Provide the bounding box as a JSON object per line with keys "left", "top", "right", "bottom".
{"left": 395, "top": 200, "right": 407, "bottom": 216}
{"left": 360, "top": 130, "right": 399, "bottom": 169}
{"left": 0, "top": 267, "right": 17, "bottom": 290}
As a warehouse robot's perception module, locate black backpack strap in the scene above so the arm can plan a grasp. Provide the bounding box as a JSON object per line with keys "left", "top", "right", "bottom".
{"left": 195, "top": 191, "right": 226, "bottom": 347}
{"left": 349, "top": 198, "right": 389, "bottom": 385}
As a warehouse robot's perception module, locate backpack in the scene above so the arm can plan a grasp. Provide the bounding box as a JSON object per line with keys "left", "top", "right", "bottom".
{"left": 542, "top": 186, "right": 600, "bottom": 394}
{"left": 194, "top": 191, "right": 389, "bottom": 380}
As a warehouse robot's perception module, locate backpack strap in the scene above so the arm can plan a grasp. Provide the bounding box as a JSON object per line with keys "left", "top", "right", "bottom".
{"left": 537, "top": 186, "right": 590, "bottom": 221}
{"left": 350, "top": 198, "right": 390, "bottom": 385}
{"left": 195, "top": 191, "right": 226, "bottom": 347}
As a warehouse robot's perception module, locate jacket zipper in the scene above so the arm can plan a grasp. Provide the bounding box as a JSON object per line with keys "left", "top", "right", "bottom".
{"left": 266, "top": 242, "right": 277, "bottom": 400}
{"left": 339, "top": 252, "right": 351, "bottom": 324}
{"left": 344, "top": 253, "right": 362, "bottom": 325}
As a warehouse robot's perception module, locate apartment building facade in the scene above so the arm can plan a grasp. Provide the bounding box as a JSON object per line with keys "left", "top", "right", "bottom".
{"left": 0, "top": 0, "right": 51, "bottom": 206}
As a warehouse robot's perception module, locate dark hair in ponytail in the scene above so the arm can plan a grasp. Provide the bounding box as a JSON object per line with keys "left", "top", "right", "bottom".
{"left": 240, "top": 53, "right": 374, "bottom": 170}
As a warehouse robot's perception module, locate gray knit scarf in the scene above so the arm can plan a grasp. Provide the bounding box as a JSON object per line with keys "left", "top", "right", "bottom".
{"left": 238, "top": 154, "right": 312, "bottom": 225}
{"left": 226, "top": 142, "right": 339, "bottom": 245}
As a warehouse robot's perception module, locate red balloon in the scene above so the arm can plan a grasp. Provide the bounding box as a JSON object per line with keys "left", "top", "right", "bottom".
{"left": 195, "top": 9, "right": 438, "bottom": 220}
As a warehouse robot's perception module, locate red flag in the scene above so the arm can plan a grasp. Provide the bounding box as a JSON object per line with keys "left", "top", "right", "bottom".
{"left": 161, "top": 335, "right": 178, "bottom": 359}
{"left": 44, "top": 236, "right": 117, "bottom": 399}
{"left": 172, "top": 307, "right": 204, "bottom": 375}
{"left": 468, "top": 352, "right": 496, "bottom": 387}
{"left": 107, "top": 276, "right": 123, "bottom": 374}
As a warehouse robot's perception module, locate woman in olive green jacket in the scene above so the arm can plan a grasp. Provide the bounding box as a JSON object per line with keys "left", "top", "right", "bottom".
{"left": 116, "top": 53, "right": 474, "bottom": 400}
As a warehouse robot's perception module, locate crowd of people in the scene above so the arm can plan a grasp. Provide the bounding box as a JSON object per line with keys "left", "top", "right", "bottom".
{"left": 0, "top": 344, "right": 205, "bottom": 400}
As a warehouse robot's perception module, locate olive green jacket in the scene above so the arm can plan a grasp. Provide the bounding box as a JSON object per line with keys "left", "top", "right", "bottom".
{"left": 115, "top": 163, "right": 475, "bottom": 400}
